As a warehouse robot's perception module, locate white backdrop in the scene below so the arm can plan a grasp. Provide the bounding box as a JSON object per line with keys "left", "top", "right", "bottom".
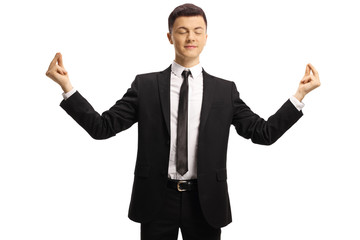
{"left": 1, "top": 0, "right": 359, "bottom": 239}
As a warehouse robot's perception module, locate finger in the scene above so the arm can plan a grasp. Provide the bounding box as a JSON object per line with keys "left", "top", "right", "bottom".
{"left": 301, "top": 76, "right": 309, "bottom": 84}
{"left": 301, "top": 75, "right": 313, "bottom": 84}
{"left": 58, "top": 53, "right": 65, "bottom": 68}
{"left": 60, "top": 65, "right": 68, "bottom": 74}
{"left": 308, "top": 63, "right": 319, "bottom": 78}
{"left": 57, "top": 69, "right": 66, "bottom": 75}
{"left": 57, "top": 65, "right": 68, "bottom": 75}
{"left": 48, "top": 52, "right": 60, "bottom": 70}
{"left": 305, "top": 64, "right": 310, "bottom": 75}
{"left": 48, "top": 65, "right": 67, "bottom": 76}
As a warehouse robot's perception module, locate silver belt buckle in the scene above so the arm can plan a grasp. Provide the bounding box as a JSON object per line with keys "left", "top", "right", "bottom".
{"left": 177, "top": 180, "right": 187, "bottom": 192}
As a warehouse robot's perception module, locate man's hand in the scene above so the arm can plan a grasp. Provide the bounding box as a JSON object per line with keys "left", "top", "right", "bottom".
{"left": 294, "top": 63, "right": 321, "bottom": 102}
{"left": 46, "top": 52, "right": 73, "bottom": 93}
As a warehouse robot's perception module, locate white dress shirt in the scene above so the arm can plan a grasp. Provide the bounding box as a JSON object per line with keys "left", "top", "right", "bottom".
{"left": 62, "top": 62, "right": 304, "bottom": 180}
{"left": 168, "top": 61, "right": 203, "bottom": 180}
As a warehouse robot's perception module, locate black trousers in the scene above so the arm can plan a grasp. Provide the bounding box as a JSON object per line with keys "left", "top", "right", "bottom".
{"left": 140, "top": 184, "right": 221, "bottom": 240}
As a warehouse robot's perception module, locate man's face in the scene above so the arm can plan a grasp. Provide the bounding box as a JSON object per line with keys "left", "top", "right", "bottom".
{"left": 167, "top": 16, "right": 208, "bottom": 65}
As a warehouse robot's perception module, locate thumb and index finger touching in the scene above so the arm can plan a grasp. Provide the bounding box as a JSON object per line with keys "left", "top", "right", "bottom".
{"left": 47, "top": 52, "right": 67, "bottom": 75}
{"left": 305, "top": 63, "right": 319, "bottom": 78}
{"left": 302, "top": 63, "right": 320, "bottom": 83}
{"left": 301, "top": 63, "right": 321, "bottom": 89}
{"left": 48, "top": 52, "right": 65, "bottom": 69}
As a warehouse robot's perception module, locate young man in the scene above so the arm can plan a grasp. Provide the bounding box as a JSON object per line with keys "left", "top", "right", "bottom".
{"left": 46, "top": 3, "right": 320, "bottom": 240}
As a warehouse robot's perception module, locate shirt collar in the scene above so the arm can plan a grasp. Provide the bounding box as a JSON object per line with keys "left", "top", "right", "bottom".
{"left": 171, "top": 61, "right": 203, "bottom": 79}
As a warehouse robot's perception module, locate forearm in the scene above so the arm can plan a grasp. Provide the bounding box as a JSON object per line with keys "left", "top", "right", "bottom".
{"left": 60, "top": 84, "right": 138, "bottom": 139}
{"left": 60, "top": 91, "right": 117, "bottom": 140}
{"left": 246, "top": 100, "right": 303, "bottom": 145}
{"left": 232, "top": 83, "right": 303, "bottom": 145}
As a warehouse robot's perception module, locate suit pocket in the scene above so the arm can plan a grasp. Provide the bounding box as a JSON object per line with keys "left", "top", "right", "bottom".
{"left": 134, "top": 164, "right": 150, "bottom": 178}
{"left": 216, "top": 168, "right": 227, "bottom": 182}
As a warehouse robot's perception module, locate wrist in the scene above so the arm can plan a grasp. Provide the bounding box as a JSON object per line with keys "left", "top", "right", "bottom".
{"left": 294, "top": 90, "right": 305, "bottom": 102}
{"left": 61, "top": 82, "right": 73, "bottom": 93}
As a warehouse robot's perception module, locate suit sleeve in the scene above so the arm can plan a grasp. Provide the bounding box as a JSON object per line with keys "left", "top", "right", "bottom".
{"left": 231, "top": 82, "right": 303, "bottom": 145}
{"left": 60, "top": 77, "right": 139, "bottom": 140}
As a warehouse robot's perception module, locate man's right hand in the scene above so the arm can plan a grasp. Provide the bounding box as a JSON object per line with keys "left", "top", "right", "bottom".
{"left": 46, "top": 52, "right": 73, "bottom": 93}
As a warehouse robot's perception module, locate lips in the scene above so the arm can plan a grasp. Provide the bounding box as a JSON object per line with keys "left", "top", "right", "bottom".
{"left": 185, "top": 45, "right": 197, "bottom": 49}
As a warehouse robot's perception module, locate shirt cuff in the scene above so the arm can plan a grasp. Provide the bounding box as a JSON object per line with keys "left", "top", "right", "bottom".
{"left": 62, "top": 88, "right": 77, "bottom": 100}
{"left": 289, "top": 95, "right": 305, "bottom": 111}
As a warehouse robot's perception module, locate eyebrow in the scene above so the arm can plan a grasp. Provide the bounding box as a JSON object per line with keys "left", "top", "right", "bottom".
{"left": 177, "top": 26, "right": 204, "bottom": 31}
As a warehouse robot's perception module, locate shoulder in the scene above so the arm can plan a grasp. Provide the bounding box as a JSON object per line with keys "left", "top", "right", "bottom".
{"left": 135, "top": 65, "right": 171, "bottom": 81}
{"left": 129, "top": 66, "right": 171, "bottom": 91}
{"left": 203, "top": 69, "right": 235, "bottom": 87}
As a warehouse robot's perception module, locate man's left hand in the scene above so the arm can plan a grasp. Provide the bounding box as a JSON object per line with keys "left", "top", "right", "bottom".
{"left": 294, "top": 63, "right": 321, "bottom": 102}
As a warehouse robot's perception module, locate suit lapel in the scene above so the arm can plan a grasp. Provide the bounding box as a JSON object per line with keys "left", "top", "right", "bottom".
{"left": 199, "top": 69, "right": 216, "bottom": 133}
{"left": 157, "top": 65, "right": 172, "bottom": 136}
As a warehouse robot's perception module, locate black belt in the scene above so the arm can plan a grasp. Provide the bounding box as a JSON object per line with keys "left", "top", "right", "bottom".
{"left": 167, "top": 179, "right": 198, "bottom": 192}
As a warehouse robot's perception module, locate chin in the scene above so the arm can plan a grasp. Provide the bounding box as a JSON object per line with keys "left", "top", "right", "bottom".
{"left": 184, "top": 52, "right": 200, "bottom": 58}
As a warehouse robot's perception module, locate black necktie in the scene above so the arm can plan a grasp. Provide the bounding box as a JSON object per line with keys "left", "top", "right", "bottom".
{"left": 176, "top": 70, "right": 191, "bottom": 176}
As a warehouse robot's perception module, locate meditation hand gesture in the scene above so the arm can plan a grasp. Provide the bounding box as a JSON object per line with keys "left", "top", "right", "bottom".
{"left": 294, "top": 63, "right": 321, "bottom": 101}
{"left": 46, "top": 52, "right": 73, "bottom": 93}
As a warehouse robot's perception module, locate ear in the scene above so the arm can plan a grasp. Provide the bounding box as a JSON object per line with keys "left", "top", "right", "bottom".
{"left": 167, "top": 33, "right": 173, "bottom": 44}
{"left": 204, "top": 33, "right": 208, "bottom": 46}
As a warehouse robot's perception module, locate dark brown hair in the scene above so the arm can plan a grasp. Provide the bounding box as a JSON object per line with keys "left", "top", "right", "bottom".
{"left": 168, "top": 3, "right": 207, "bottom": 33}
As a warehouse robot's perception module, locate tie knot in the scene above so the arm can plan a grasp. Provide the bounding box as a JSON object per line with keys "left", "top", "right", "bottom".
{"left": 182, "top": 70, "right": 191, "bottom": 80}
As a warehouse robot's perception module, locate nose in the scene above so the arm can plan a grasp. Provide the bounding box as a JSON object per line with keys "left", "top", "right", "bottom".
{"left": 186, "top": 31, "right": 195, "bottom": 42}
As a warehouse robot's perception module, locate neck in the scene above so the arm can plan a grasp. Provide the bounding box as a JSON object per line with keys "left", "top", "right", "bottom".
{"left": 174, "top": 56, "right": 200, "bottom": 68}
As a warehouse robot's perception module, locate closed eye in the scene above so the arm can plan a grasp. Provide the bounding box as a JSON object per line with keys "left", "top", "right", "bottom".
{"left": 177, "top": 27, "right": 188, "bottom": 34}
{"left": 194, "top": 27, "right": 204, "bottom": 34}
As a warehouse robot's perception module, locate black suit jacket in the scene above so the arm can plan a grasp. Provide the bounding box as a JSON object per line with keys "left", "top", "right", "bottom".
{"left": 60, "top": 66, "right": 303, "bottom": 228}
